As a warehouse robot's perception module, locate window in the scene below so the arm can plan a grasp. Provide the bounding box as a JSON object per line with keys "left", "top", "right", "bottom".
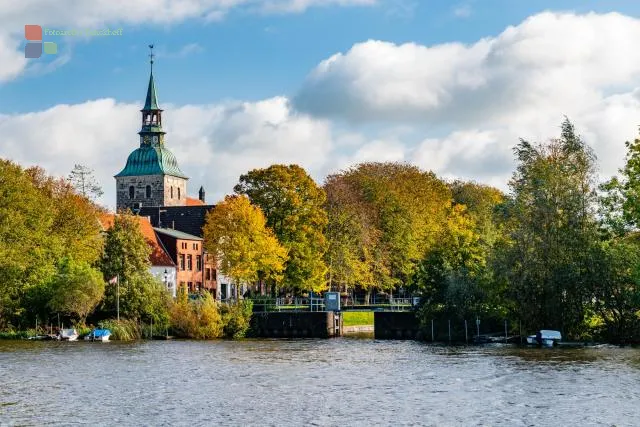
{"left": 179, "top": 254, "right": 185, "bottom": 271}
{"left": 145, "top": 185, "right": 151, "bottom": 199}
{"left": 213, "top": 270, "right": 217, "bottom": 281}
{"left": 206, "top": 268, "right": 211, "bottom": 281}
{"left": 196, "top": 255, "right": 202, "bottom": 272}
{"left": 171, "top": 186, "right": 174, "bottom": 199}
{"left": 187, "top": 255, "right": 193, "bottom": 271}
{"left": 128, "top": 186, "right": 135, "bottom": 199}
{"left": 196, "top": 282, "right": 202, "bottom": 292}
{"left": 188, "top": 282, "right": 193, "bottom": 292}
{"left": 178, "top": 187, "right": 181, "bottom": 200}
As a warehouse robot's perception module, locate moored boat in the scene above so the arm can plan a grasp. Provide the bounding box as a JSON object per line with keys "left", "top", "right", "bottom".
{"left": 59, "top": 329, "right": 79, "bottom": 341}
{"left": 526, "top": 330, "right": 562, "bottom": 347}
{"left": 84, "top": 329, "right": 111, "bottom": 342}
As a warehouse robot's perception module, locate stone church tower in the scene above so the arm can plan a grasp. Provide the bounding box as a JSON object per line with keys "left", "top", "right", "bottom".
{"left": 115, "top": 48, "right": 188, "bottom": 211}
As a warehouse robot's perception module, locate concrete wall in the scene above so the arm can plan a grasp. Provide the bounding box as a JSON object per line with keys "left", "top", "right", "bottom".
{"left": 374, "top": 312, "right": 420, "bottom": 340}
{"left": 250, "top": 312, "right": 343, "bottom": 338}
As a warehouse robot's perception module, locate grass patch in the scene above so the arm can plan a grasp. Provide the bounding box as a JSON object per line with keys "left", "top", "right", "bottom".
{"left": 343, "top": 311, "right": 374, "bottom": 327}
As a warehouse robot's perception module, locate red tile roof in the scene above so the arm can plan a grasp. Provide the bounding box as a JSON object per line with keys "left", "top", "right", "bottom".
{"left": 99, "top": 213, "right": 175, "bottom": 267}
{"left": 186, "top": 197, "right": 205, "bottom": 206}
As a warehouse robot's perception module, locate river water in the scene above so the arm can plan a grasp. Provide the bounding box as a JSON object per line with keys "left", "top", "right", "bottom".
{"left": 1, "top": 339, "right": 639, "bottom": 426}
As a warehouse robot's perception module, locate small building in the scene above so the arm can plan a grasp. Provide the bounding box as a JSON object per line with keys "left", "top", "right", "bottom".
{"left": 153, "top": 227, "right": 217, "bottom": 296}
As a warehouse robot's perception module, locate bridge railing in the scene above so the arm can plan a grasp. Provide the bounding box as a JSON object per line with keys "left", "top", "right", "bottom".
{"left": 246, "top": 296, "right": 416, "bottom": 312}
{"left": 249, "top": 297, "right": 326, "bottom": 313}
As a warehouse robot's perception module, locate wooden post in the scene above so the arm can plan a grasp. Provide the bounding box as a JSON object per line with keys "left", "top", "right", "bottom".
{"left": 431, "top": 319, "right": 434, "bottom": 342}
{"left": 465, "top": 320, "right": 468, "bottom": 344}
{"left": 504, "top": 320, "right": 508, "bottom": 343}
{"left": 448, "top": 320, "right": 451, "bottom": 344}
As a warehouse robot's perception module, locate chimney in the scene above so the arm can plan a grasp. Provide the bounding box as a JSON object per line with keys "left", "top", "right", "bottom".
{"left": 199, "top": 186, "right": 205, "bottom": 203}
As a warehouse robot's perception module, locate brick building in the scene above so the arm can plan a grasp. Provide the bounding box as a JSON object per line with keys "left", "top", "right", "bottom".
{"left": 154, "top": 228, "right": 217, "bottom": 295}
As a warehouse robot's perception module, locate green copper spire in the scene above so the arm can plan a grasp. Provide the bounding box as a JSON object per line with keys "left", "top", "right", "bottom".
{"left": 143, "top": 44, "right": 160, "bottom": 110}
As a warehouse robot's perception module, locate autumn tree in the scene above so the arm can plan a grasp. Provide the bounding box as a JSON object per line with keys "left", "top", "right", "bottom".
{"left": 234, "top": 165, "right": 327, "bottom": 293}
{"left": 325, "top": 162, "right": 452, "bottom": 301}
{"left": 203, "top": 195, "right": 287, "bottom": 292}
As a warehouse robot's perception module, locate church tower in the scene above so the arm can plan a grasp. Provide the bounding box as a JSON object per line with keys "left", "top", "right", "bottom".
{"left": 115, "top": 45, "right": 188, "bottom": 211}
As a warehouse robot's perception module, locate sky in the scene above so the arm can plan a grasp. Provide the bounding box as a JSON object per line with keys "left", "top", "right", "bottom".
{"left": 2, "top": 0, "right": 640, "bottom": 209}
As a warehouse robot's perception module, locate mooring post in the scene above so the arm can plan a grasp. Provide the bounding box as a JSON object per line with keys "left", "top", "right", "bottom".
{"left": 504, "top": 320, "right": 508, "bottom": 343}
{"left": 448, "top": 320, "right": 451, "bottom": 344}
{"left": 431, "top": 319, "right": 434, "bottom": 342}
{"left": 465, "top": 320, "right": 468, "bottom": 344}
{"left": 519, "top": 320, "right": 522, "bottom": 344}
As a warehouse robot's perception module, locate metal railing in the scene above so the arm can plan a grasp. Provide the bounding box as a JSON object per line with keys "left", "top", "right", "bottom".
{"left": 249, "top": 297, "right": 326, "bottom": 313}
{"left": 247, "top": 296, "right": 416, "bottom": 312}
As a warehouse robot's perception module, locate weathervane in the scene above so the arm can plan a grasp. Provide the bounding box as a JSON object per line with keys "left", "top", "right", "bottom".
{"left": 149, "top": 44, "right": 154, "bottom": 73}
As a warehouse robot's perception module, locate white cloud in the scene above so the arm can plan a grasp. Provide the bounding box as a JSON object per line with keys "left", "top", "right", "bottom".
{"left": 293, "top": 11, "right": 640, "bottom": 185}
{"left": 0, "top": 97, "right": 337, "bottom": 209}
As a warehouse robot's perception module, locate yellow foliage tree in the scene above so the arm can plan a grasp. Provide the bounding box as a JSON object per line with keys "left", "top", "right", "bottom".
{"left": 203, "top": 195, "right": 288, "bottom": 288}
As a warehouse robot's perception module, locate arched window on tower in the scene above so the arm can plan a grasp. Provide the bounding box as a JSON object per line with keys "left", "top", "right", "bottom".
{"left": 178, "top": 187, "right": 181, "bottom": 200}
{"left": 129, "top": 186, "right": 135, "bottom": 199}
{"left": 171, "top": 187, "right": 174, "bottom": 199}
{"left": 146, "top": 185, "right": 151, "bottom": 199}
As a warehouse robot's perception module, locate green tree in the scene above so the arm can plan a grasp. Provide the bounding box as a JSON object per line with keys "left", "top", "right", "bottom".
{"left": 502, "top": 118, "right": 599, "bottom": 337}
{"left": 0, "top": 160, "right": 103, "bottom": 329}
{"left": 100, "top": 212, "right": 169, "bottom": 322}
{"left": 589, "top": 240, "right": 640, "bottom": 343}
{"left": 234, "top": 165, "right": 327, "bottom": 293}
{"left": 49, "top": 258, "right": 105, "bottom": 325}
{"left": 203, "top": 195, "right": 288, "bottom": 290}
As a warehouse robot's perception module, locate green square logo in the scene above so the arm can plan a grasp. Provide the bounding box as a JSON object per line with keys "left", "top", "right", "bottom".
{"left": 43, "top": 42, "right": 57, "bottom": 54}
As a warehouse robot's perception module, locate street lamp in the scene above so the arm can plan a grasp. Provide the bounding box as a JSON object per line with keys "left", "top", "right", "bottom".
{"left": 163, "top": 268, "right": 171, "bottom": 296}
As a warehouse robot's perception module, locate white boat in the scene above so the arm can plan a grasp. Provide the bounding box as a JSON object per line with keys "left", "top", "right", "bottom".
{"left": 526, "top": 330, "right": 562, "bottom": 347}
{"left": 59, "top": 329, "right": 79, "bottom": 341}
{"left": 84, "top": 328, "right": 111, "bottom": 342}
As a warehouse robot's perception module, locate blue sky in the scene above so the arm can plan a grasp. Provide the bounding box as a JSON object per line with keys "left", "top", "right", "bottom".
{"left": 3, "top": 0, "right": 640, "bottom": 113}
{"left": 2, "top": 0, "right": 640, "bottom": 208}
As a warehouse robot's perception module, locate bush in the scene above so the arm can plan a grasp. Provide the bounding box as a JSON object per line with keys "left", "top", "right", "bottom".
{"left": 97, "top": 319, "right": 141, "bottom": 341}
{"left": 0, "top": 330, "right": 30, "bottom": 340}
{"left": 220, "top": 300, "right": 253, "bottom": 339}
{"left": 169, "top": 293, "right": 223, "bottom": 339}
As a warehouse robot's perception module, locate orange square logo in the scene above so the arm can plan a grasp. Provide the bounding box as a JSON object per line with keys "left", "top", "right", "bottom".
{"left": 25, "top": 25, "right": 42, "bottom": 41}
